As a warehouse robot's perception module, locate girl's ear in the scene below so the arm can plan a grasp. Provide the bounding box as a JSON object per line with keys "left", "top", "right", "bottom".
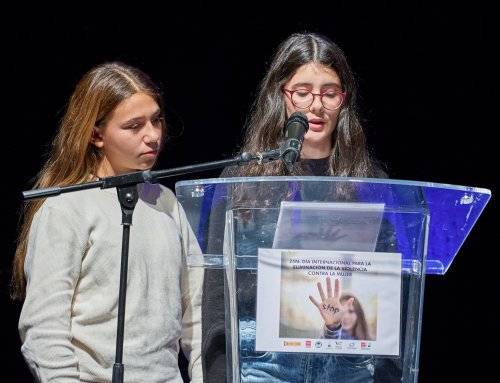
{"left": 91, "top": 127, "right": 104, "bottom": 148}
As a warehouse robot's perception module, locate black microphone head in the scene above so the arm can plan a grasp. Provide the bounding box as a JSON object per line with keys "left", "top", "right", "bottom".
{"left": 284, "top": 112, "right": 309, "bottom": 139}
{"left": 282, "top": 112, "right": 309, "bottom": 169}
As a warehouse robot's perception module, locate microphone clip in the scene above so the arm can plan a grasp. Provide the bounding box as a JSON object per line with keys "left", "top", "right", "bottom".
{"left": 255, "top": 148, "right": 282, "bottom": 164}
{"left": 280, "top": 137, "right": 301, "bottom": 166}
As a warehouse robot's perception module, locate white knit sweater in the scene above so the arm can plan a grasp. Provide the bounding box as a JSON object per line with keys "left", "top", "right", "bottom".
{"left": 19, "top": 183, "right": 203, "bottom": 382}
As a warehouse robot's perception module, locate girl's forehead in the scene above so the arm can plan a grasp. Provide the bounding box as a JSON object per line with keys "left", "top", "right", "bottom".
{"left": 108, "top": 93, "right": 160, "bottom": 122}
{"left": 287, "top": 63, "right": 341, "bottom": 86}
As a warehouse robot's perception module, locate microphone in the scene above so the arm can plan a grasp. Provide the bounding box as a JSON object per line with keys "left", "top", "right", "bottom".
{"left": 281, "top": 112, "right": 309, "bottom": 169}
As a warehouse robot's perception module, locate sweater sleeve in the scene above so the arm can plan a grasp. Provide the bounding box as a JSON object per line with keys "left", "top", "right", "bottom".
{"left": 177, "top": 200, "right": 204, "bottom": 383}
{"left": 19, "top": 201, "right": 87, "bottom": 382}
{"left": 323, "top": 324, "right": 343, "bottom": 339}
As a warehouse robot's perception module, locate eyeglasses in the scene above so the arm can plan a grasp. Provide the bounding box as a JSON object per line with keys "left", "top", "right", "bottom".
{"left": 283, "top": 88, "right": 346, "bottom": 111}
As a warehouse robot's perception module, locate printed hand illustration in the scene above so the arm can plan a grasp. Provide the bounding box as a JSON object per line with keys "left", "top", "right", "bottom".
{"left": 308, "top": 277, "right": 354, "bottom": 329}
{"left": 318, "top": 226, "right": 347, "bottom": 241}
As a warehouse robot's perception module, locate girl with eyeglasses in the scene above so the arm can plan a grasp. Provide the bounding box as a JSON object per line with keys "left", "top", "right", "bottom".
{"left": 202, "top": 33, "right": 398, "bottom": 383}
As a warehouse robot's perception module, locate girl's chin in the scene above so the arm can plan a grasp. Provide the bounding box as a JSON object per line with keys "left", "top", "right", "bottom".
{"left": 304, "top": 134, "right": 332, "bottom": 146}
{"left": 137, "top": 160, "right": 157, "bottom": 169}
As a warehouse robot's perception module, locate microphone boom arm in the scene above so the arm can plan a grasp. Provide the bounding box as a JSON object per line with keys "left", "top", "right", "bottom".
{"left": 22, "top": 150, "right": 283, "bottom": 200}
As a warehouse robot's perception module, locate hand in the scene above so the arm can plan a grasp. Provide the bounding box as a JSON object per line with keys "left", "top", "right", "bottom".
{"left": 318, "top": 225, "right": 347, "bottom": 242}
{"left": 309, "top": 277, "right": 354, "bottom": 329}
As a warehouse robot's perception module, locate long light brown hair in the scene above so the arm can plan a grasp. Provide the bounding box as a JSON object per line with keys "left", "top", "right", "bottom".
{"left": 12, "top": 62, "right": 166, "bottom": 299}
{"left": 238, "top": 32, "right": 380, "bottom": 177}
{"left": 341, "top": 293, "right": 371, "bottom": 340}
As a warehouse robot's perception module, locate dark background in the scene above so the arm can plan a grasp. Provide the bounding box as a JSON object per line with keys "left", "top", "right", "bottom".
{"left": 3, "top": 3, "right": 498, "bottom": 381}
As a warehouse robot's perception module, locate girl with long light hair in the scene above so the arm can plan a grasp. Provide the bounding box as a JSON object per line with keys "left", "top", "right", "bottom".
{"left": 14, "top": 62, "right": 203, "bottom": 382}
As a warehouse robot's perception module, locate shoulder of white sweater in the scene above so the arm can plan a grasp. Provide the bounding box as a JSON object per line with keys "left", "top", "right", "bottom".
{"left": 139, "top": 182, "right": 179, "bottom": 213}
{"left": 40, "top": 187, "right": 112, "bottom": 210}
{"left": 141, "top": 182, "right": 176, "bottom": 202}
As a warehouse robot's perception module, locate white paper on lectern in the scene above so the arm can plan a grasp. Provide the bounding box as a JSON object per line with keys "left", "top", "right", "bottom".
{"left": 272, "top": 202, "right": 385, "bottom": 252}
{"left": 255, "top": 249, "right": 402, "bottom": 356}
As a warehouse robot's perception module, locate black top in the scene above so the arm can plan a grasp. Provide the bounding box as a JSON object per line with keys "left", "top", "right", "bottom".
{"left": 301, "top": 156, "right": 330, "bottom": 176}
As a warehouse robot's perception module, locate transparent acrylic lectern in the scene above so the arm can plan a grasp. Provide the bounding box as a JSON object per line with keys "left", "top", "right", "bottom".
{"left": 175, "top": 177, "right": 491, "bottom": 383}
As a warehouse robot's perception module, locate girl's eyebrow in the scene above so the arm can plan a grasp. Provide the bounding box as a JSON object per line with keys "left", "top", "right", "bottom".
{"left": 290, "top": 82, "right": 342, "bottom": 89}
{"left": 121, "top": 109, "right": 161, "bottom": 125}
{"left": 321, "top": 83, "right": 343, "bottom": 89}
{"left": 121, "top": 116, "right": 145, "bottom": 126}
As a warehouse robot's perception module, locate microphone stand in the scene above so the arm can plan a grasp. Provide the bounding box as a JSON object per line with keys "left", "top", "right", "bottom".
{"left": 22, "top": 149, "right": 282, "bottom": 383}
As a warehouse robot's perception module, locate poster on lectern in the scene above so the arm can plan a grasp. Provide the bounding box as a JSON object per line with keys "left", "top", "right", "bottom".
{"left": 255, "top": 249, "right": 402, "bottom": 356}
{"left": 272, "top": 201, "right": 386, "bottom": 252}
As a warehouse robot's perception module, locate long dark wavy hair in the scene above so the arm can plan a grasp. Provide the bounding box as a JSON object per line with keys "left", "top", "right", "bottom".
{"left": 238, "top": 32, "right": 379, "bottom": 177}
